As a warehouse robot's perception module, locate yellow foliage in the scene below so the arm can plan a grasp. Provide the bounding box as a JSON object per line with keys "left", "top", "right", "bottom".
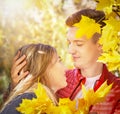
{"left": 96, "top": 0, "right": 114, "bottom": 16}
{"left": 17, "top": 83, "right": 76, "bottom": 114}
{"left": 98, "top": 17, "right": 120, "bottom": 71}
{"left": 16, "top": 83, "right": 54, "bottom": 114}
{"left": 76, "top": 81, "right": 113, "bottom": 114}
{"left": 58, "top": 98, "right": 76, "bottom": 113}
{"left": 98, "top": 51, "right": 120, "bottom": 71}
{"left": 17, "top": 82, "right": 112, "bottom": 114}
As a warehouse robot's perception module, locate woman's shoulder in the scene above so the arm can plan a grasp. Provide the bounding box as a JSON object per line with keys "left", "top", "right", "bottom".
{"left": 15, "top": 92, "right": 36, "bottom": 100}
{"left": 0, "top": 92, "right": 36, "bottom": 114}
{"left": 8, "top": 92, "right": 36, "bottom": 105}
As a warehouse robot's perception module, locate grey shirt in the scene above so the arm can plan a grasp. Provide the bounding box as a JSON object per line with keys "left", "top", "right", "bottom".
{"left": 0, "top": 93, "right": 36, "bottom": 114}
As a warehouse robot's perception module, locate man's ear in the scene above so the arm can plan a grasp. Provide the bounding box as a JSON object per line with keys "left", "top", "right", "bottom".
{"left": 92, "top": 33, "right": 101, "bottom": 43}
{"left": 97, "top": 43, "right": 103, "bottom": 54}
{"left": 98, "top": 43, "right": 102, "bottom": 49}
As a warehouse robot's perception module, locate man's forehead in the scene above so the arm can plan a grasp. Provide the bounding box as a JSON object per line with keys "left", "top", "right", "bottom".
{"left": 67, "top": 27, "right": 78, "bottom": 32}
{"left": 67, "top": 37, "right": 86, "bottom": 42}
{"left": 66, "top": 27, "right": 88, "bottom": 42}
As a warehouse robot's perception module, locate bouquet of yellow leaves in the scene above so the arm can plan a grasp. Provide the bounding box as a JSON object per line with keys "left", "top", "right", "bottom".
{"left": 17, "top": 81, "right": 112, "bottom": 114}
{"left": 76, "top": 81, "right": 113, "bottom": 114}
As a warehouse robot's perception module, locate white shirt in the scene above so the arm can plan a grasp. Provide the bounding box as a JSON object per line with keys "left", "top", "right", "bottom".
{"left": 75, "top": 74, "right": 101, "bottom": 100}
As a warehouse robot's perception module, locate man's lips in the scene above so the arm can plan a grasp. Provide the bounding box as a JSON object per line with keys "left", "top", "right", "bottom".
{"left": 72, "top": 56, "right": 80, "bottom": 61}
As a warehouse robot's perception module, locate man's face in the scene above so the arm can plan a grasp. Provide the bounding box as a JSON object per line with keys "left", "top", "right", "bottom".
{"left": 67, "top": 27, "right": 102, "bottom": 69}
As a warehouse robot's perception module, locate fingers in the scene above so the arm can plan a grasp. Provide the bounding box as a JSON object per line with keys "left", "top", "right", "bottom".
{"left": 10, "top": 51, "right": 29, "bottom": 89}
{"left": 19, "top": 71, "right": 29, "bottom": 81}
{"left": 13, "top": 55, "right": 26, "bottom": 69}
{"left": 13, "top": 51, "right": 20, "bottom": 62}
{"left": 11, "top": 52, "right": 26, "bottom": 78}
{"left": 11, "top": 71, "right": 29, "bottom": 89}
{"left": 13, "top": 60, "right": 27, "bottom": 77}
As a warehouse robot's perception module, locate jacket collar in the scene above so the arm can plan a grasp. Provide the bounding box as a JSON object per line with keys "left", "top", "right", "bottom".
{"left": 93, "top": 64, "right": 109, "bottom": 91}
{"left": 77, "top": 64, "right": 109, "bottom": 91}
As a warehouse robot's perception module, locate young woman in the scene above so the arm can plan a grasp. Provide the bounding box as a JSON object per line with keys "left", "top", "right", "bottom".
{"left": 0, "top": 43, "right": 67, "bottom": 114}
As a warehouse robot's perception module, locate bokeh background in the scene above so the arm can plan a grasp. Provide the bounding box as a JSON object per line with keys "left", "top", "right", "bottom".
{"left": 1, "top": 0, "right": 118, "bottom": 107}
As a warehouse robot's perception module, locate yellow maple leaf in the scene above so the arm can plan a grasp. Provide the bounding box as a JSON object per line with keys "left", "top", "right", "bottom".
{"left": 98, "top": 17, "right": 120, "bottom": 71}
{"left": 77, "top": 98, "right": 89, "bottom": 114}
{"left": 95, "top": 81, "right": 113, "bottom": 102}
{"left": 34, "top": 83, "right": 49, "bottom": 99}
{"left": 46, "top": 98, "right": 76, "bottom": 114}
{"left": 49, "top": 105, "right": 73, "bottom": 114}
{"left": 58, "top": 98, "right": 76, "bottom": 112}
{"left": 104, "top": 17, "right": 120, "bottom": 32}
{"left": 116, "top": 0, "right": 120, "bottom": 4}
{"left": 77, "top": 81, "right": 112, "bottom": 113}
{"left": 74, "top": 15, "right": 101, "bottom": 39}
{"left": 16, "top": 83, "right": 53, "bottom": 114}
{"left": 96, "top": 0, "right": 114, "bottom": 16}
{"left": 17, "top": 83, "right": 77, "bottom": 114}
{"left": 99, "top": 25, "right": 119, "bottom": 51}
{"left": 98, "top": 50, "right": 120, "bottom": 71}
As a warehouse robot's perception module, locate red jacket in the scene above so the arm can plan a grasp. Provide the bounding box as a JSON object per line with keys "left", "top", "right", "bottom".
{"left": 56, "top": 65, "right": 120, "bottom": 114}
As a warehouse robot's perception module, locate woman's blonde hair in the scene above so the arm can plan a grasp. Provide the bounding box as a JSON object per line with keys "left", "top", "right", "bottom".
{"left": 1, "top": 43, "right": 57, "bottom": 110}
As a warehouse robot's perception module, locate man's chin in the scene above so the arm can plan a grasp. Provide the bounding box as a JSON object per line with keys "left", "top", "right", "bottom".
{"left": 74, "top": 63, "right": 80, "bottom": 68}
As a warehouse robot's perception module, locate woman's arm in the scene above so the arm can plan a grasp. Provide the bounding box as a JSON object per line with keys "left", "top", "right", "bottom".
{"left": 2, "top": 51, "right": 29, "bottom": 102}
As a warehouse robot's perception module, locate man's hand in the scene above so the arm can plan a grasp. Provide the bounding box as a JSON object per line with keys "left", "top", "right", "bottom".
{"left": 10, "top": 51, "right": 29, "bottom": 89}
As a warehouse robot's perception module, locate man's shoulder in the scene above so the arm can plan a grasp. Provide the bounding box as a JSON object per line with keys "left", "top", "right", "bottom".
{"left": 105, "top": 72, "right": 120, "bottom": 92}
{"left": 102, "top": 64, "right": 120, "bottom": 86}
{"left": 107, "top": 71, "right": 120, "bottom": 85}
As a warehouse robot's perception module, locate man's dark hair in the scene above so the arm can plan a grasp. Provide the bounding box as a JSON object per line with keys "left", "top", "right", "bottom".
{"left": 66, "top": 9, "right": 106, "bottom": 28}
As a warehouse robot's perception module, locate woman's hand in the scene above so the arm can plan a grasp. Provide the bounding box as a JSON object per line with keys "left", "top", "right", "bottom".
{"left": 10, "top": 51, "right": 29, "bottom": 89}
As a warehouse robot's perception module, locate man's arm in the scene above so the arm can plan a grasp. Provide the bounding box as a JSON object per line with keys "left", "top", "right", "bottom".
{"left": 90, "top": 86, "right": 120, "bottom": 114}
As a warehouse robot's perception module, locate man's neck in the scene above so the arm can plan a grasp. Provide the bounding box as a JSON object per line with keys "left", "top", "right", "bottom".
{"left": 80, "top": 63, "right": 103, "bottom": 78}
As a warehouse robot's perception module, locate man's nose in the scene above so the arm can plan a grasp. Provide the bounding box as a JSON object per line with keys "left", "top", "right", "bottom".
{"left": 68, "top": 44, "right": 76, "bottom": 54}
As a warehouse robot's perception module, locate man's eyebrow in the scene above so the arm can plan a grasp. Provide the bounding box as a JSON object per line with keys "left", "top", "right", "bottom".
{"left": 67, "top": 39, "right": 85, "bottom": 43}
{"left": 74, "top": 40, "right": 85, "bottom": 43}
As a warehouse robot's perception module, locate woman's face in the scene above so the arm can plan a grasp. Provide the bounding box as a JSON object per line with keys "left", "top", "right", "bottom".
{"left": 48, "top": 53, "right": 67, "bottom": 92}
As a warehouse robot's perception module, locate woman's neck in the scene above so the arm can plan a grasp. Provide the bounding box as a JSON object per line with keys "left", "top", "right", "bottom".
{"left": 80, "top": 63, "right": 103, "bottom": 78}
{"left": 43, "top": 85, "right": 58, "bottom": 105}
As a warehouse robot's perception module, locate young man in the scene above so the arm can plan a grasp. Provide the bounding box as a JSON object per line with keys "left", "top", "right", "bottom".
{"left": 6, "top": 9, "right": 120, "bottom": 114}
{"left": 56, "top": 9, "right": 120, "bottom": 114}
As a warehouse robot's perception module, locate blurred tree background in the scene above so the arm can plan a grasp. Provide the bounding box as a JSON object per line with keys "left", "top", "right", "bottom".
{"left": 0, "top": 0, "right": 106, "bottom": 107}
